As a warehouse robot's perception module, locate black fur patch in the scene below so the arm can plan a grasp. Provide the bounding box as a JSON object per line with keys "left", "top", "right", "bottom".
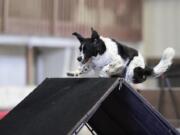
{"left": 133, "top": 67, "right": 146, "bottom": 83}
{"left": 111, "top": 39, "right": 138, "bottom": 62}
{"left": 144, "top": 66, "right": 153, "bottom": 76}
{"left": 95, "top": 38, "right": 106, "bottom": 55}
{"left": 81, "top": 38, "right": 106, "bottom": 58}
{"left": 133, "top": 66, "right": 153, "bottom": 83}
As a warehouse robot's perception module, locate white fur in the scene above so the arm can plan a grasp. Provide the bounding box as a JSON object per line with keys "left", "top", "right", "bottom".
{"left": 91, "top": 37, "right": 126, "bottom": 77}
{"left": 153, "top": 47, "right": 175, "bottom": 77}
{"left": 92, "top": 37, "right": 121, "bottom": 68}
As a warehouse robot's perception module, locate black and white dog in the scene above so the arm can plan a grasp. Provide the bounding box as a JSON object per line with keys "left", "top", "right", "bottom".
{"left": 67, "top": 28, "right": 175, "bottom": 84}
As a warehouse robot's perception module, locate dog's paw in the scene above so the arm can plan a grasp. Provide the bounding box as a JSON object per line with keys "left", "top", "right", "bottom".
{"left": 67, "top": 72, "right": 75, "bottom": 76}
{"left": 67, "top": 72, "right": 73, "bottom": 76}
{"left": 66, "top": 72, "right": 80, "bottom": 77}
{"left": 109, "top": 63, "right": 115, "bottom": 68}
{"left": 102, "top": 65, "right": 111, "bottom": 74}
{"left": 99, "top": 69, "right": 110, "bottom": 77}
{"left": 99, "top": 72, "right": 109, "bottom": 77}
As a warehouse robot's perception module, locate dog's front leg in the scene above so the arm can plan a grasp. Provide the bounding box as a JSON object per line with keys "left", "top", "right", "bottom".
{"left": 67, "top": 64, "right": 92, "bottom": 77}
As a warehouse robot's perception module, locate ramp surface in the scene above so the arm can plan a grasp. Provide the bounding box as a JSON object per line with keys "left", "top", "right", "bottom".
{"left": 0, "top": 78, "right": 179, "bottom": 135}
{"left": 0, "top": 78, "right": 117, "bottom": 135}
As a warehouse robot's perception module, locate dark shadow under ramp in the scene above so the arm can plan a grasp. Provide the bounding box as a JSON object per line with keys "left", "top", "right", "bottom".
{"left": 0, "top": 78, "right": 179, "bottom": 135}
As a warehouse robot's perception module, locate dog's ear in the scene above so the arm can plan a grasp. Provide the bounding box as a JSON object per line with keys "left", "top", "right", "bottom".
{"left": 91, "top": 28, "right": 99, "bottom": 40}
{"left": 72, "top": 32, "right": 84, "bottom": 43}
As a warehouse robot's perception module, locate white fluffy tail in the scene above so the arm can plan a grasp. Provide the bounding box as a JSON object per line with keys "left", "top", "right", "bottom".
{"left": 153, "top": 47, "right": 175, "bottom": 77}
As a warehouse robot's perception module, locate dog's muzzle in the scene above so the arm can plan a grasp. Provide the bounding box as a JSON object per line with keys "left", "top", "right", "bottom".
{"left": 77, "top": 56, "right": 89, "bottom": 64}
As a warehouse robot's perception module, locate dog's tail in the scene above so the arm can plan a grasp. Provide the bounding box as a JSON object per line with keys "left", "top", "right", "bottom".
{"left": 144, "top": 47, "right": 175, "bottom": 77}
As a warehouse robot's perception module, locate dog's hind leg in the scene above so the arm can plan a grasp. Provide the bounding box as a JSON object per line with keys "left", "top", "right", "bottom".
{"left": 101, "top": 56, "right": 124, "bottom": 77}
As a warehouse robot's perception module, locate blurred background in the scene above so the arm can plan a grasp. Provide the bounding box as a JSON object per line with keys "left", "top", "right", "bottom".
{"left": 0, "top": 0, "right": 179, "bottom": 132}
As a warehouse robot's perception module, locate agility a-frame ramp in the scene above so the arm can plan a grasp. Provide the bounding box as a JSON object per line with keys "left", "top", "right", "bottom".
{"left": 0, "top": 78, "right": 179, "bottom": 135}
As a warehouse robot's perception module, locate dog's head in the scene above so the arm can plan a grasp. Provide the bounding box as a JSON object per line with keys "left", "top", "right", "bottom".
{"left": 73, "top": 28, "right": 106, "bottom": 64}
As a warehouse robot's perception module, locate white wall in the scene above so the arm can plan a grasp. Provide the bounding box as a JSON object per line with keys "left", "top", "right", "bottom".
{"left": 0, "top": 36, "right": 79, "bottom": 86}
{"left": 0, "top": 86, "right": 35, "bottom": 109}
{"left": 142, "top": 0, "right": 180, "bottom": 88}
{"left": 36, "top": 47, "right": 79, "bottom": 84}
{"left": 0, "top": 46, "right": 26, "bottom": 86}
{"left": 143, "top": 0, "right": 180, "bottom": 58}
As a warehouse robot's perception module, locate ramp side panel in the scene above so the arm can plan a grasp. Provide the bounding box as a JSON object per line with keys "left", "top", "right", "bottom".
{"left": 89, "top": 81, "right": 179, "bottom": 135}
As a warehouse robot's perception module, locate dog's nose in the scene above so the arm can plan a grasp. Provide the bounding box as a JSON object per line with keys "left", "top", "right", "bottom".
{"left": 77, "top": 56, "right": 82, "bottom": 62}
